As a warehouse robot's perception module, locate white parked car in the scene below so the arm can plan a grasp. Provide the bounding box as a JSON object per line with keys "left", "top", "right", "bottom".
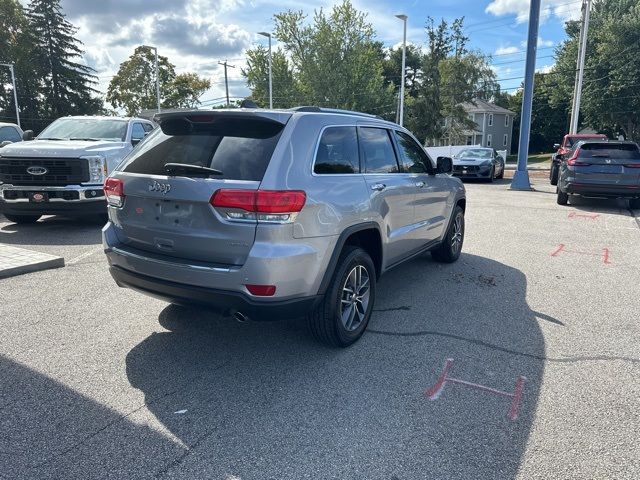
{"left": 0, "top": 122, "right": 24, "bottom": 148}
{"left": 0, "top": 116, "right": 154, "bottom": 223}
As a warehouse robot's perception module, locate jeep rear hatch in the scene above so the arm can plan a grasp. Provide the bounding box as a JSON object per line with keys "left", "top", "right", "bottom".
{"left": 108, "top": 111, "right": 291, "bottom": 266}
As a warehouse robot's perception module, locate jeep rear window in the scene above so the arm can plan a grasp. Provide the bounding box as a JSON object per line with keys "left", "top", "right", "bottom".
{"left": 118, "top": 118, "right": 284, "bottom": 181}
{"left": 580, "top": 143, "right": 640, "bottom": 160}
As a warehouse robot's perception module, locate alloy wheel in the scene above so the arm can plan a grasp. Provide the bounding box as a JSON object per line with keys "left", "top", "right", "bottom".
{"left": 339, "top": 265, "right": 371, "bottom": 332}
{"left": 451, "top": 214, "right": 463, "bottom": 254}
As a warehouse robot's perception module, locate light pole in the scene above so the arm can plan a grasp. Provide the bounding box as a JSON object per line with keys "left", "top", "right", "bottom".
{"left": 395, "top": 14, "right": 407, "bottom": 127}
{"left": 142, "top": 45, "right": 161, "bottom": 113}
{"left": 0, "top": 63, "right": 20, "bottom": 127}
{"left": 510, "top": 0, "right": 541, "bottom": 191}
{"left": 569, "top": 0, "right": 592, "bottom": 134}
{"left": 258, "top": 32, "right": 273, "bottom": 109}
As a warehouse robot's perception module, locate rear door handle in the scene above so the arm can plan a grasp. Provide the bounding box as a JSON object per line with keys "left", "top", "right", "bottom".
{"left": 415, "top": 181, "right": 425, "bottom": 188}
{"left": 371, "top": 183, "right": 386, "bottom": 191}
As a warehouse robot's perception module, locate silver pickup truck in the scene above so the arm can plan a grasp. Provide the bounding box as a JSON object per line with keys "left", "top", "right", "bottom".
{"left": 0, "top": 116, "right": 154, "bottom": 223}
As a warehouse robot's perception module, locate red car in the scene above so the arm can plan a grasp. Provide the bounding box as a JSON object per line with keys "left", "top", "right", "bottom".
{"left": 550, "top": 133, "right": 608, "bottom": 185}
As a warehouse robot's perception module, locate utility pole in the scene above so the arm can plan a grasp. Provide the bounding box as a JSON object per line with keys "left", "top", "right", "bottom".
{"left": 569, "top": 0, "right": 591, "bottom": 134}
{"left": 510, "top": 0, "right": 541, "bottom": 191}
{"left": 258, "top": 32, "right": 273, "bottom": 108}
{"left": 218, "top": 60, "right": 236, "bottom": 107}
{"left": 0, "top": 63, "right": 20, "bottom": 127}
{"left": 395, "top": 14, "right": 408, "bottom": 127}
{"left": 142, "top": 45, "right": 161, "bottom": 113}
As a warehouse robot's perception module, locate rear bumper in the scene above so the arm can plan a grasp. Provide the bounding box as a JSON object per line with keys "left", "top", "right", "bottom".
{"left": 109, "top": 265, "right": 322, "bottom": 320}
{"left": 563, "top": 182, "right": 640, "bottom": 198}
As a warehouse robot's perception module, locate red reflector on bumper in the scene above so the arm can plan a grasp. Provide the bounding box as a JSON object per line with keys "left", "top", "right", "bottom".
{"left": 245, "top": 284, "right": 276, "bottom": 296}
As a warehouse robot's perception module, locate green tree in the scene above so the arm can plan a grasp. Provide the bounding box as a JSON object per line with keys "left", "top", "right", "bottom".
{"left": 243, "top": 1, "right": 394, "bottom": 117}
{"left": 107, "top": 46, "right": 211, "bottom": 115}
{"left": 551, "top": 0, "right": 640, "bottom": 139}
{"left": 164, "top": 73, "right": 211, "bottom": 109}
{"left": 243, "top": 45, "right": 302, "bottom": 107}
{"left": 407, "top": 17, "right": 497, "bottom": 144}
{"left": 0, "top": 0, "right": 43, "bottom": 128}
{"left": 26, "top": 0, "right": 102, "bottom": 118}
{"left": 107, "top": 46, "right": 177, "bottom": 115}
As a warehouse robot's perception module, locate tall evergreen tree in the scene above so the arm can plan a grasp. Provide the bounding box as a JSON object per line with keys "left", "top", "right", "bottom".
{"left": 26, "top": 0, "right": 102, "bottom": 119}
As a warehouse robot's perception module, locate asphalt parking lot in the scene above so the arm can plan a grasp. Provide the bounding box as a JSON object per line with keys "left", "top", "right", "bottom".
{"left": 1, "top": 179, "right": 639, "bottom": 480}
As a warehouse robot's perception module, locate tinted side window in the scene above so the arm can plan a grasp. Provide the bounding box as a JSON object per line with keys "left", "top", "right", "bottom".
{"left": 394, "top": 131, "right": 429, "bottom": 173}
{"left": 0, "top": 126, "right": 22, "bottom": 142}
{"left": 142, "top": 123, "right": 154, "bottom": 132}
{"left": 131, "top": 123, "right": 145, "bottom": 140}
{"left": 119, "top": 120, "right": 283, "bottom": 181}
{"left": 359, "top": 127, "right": 400, "bottom": 173}
{"left": 314, "top": 126, "right": 359, "bottom": 174}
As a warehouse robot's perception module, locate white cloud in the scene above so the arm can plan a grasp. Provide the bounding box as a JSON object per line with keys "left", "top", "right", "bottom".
{"left": 485, "top": 0, "right": 583, "bottom": 24}
{"left": 494, "top": 46, "right": 520, "bottom": 55}
{"left": 537, "top": 64, "right": 555, "bottom": 74}
{"left": 519, "top": 37, "right": 555, "bottom": 48}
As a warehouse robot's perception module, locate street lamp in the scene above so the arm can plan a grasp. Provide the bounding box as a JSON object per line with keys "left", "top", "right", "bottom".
{"left": 0, "top": 63, "right": 20, "bottom": 127}
{"left": 258, "top": 32, "right": 273, "bottom": 109}
{"left": 395, "top": 14, "right": 407, "bottom": 127}
{"left": 142, "top": 45, "right": 161, "bottom": 113}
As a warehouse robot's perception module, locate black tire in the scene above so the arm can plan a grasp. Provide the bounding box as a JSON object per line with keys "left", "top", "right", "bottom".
{"left": 308, "top": 246, "right": 376, "bottom": 347}
{"left": 3, "top": 214, "right": 41, "bottom": 224}
{"left": 629, "top": 198, "right": 640, "bottom": 210}
{"left": 431, "top": 206, "right": 465, "bottom": 263}
{"left": 556, "top": 185, "right": 569, "bottom": 205}
{"left": 550, "top": 164, "right": 559, "bottom": 186}
{"left": 485, "top": 167, "right": 495, "bottom": 183}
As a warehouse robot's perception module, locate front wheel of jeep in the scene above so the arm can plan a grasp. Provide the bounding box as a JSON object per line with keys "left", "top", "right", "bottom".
{"left": 308, "top": 246, "right": 376, "bottom": 347}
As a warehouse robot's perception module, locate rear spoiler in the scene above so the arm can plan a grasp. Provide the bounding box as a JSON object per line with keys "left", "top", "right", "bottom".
{"left": 154, "top": 110, "right": 291, "bottom": 137}
{"left": 153, "top": 110, "right": 291, "bottom": 126}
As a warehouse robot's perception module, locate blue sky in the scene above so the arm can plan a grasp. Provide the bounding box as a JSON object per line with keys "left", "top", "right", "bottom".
{"left": 47, "top": 0, "right": 583, "bottom": 108}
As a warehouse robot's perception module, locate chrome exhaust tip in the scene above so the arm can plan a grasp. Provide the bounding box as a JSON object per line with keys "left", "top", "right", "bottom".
{"left": 232, "top": 310, "right": 249, "bottom": 323}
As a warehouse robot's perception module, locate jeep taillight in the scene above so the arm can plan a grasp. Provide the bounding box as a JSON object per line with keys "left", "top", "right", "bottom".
{"left": 210, "top": 189, "right": 306, "bottom": 223}
{"left": 104, "top": 177, "right": 124, "bottom": 207}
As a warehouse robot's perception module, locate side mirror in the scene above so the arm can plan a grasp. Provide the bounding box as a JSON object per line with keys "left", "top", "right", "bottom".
{"left": 22, "top": 130, "right": 34, "bottom": 141}
{"left": 553, "top": 143, "right": 560, "bottom": 150}
{"left": 436, "top": 156, "right": 453, "bottom": 174}
{"left": 131, "top": 138, "right": 142, "bottom": 146}
{"left": 0, "top": 140, "right": 12, "bottom": 148}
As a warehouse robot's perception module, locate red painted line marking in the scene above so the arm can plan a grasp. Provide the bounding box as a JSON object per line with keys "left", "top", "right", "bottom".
{"left": 603, "top": 248, "right": 611, "bottom": 265}
{"left": 568, "top": 212, "right": 600, "bottom": 220}
{"left": 550, "top": 244, "right": 613, "bottom": 264}
{"left": 550, "top": 244, "right": 566, "bottom": 257}
{"left": 509, "top": 377, "right": 527, "bottom": 421}
{"left": 425, "top": 358, "right": 453, "bottom": 400}
{"left": 425, "top": 358, "right": 527, "bottom": 421}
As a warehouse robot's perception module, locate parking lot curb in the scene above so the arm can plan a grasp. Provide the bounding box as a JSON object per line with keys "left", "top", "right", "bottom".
{"left": 0, "top": 244, "right": 65, "bottom": 279}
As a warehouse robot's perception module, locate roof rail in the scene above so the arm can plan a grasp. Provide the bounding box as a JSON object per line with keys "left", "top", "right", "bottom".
{"left": 288, "top": 106, "right": 384, "bottom": 120}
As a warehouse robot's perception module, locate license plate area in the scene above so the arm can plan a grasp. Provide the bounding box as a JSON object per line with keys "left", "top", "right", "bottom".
{"left": 29, "top": 192, "right": 49, "bottom": 203}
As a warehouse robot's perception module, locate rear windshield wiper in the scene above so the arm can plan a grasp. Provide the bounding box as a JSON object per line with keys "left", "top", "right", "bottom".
{"left": 164, "top": 163, "right": 223, "bottom": 177}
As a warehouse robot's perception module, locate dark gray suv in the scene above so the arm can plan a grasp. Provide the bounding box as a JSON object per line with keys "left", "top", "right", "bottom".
{"left": 103, "top": 107, "right": 466, "bottom": 346}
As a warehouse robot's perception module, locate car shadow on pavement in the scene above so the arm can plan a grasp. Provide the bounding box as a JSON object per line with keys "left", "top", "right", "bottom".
{"left": 0, "top": 214, "right": 103, "bottom": 246}
{"left": 124, "top": 253, "right": 549, "bottom": 479}
{"left": 0, "top": 354, "right": 186, "bottom": 479}
{"left": 564, "top": 195, "right": 637, "bottom": 217}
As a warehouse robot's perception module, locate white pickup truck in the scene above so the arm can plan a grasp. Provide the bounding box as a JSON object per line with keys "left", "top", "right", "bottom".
{"left": 0, "top": 116, "right": 154, "bottom": 223}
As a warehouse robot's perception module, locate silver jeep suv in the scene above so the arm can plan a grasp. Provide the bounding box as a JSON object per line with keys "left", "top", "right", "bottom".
{"left": 103, "top": 107, "right": 466, "bottom": 346}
